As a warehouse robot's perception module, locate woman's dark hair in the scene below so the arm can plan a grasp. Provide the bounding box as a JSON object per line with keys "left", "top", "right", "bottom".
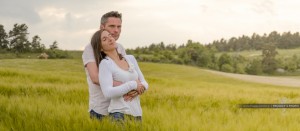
{"left": 90, "top": 29, "right": 123, "bottom": 67}
{"left": 91, "top": 30, "right": 106, "bottom": 67}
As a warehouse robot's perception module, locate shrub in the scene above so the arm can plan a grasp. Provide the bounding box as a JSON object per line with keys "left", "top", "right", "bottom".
{"left": 45, "top": 49, "right": 72, "bottom": 59}
{"left": 245, "top": 59, "right": 263, "bottom": 75}
{"left": 221, "top": 64, "right": 234, "bottom": 73}
{"left": 235, "top": 63, "right": 245, "bottom": 74}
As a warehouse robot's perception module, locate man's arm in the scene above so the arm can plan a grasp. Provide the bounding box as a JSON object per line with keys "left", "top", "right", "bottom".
{"left": 86, "top": 62, "right": 127, "bottom": 86}
{"left": 86, "top": 62, "right": 99, "bottom": 85}
{"left": 82, "top": 44, "right": 100, "bottom": 85}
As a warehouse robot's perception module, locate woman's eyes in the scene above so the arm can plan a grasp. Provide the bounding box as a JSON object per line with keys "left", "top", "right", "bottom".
{"left": 102, "top": 34, "right": 112, "bottom": 41}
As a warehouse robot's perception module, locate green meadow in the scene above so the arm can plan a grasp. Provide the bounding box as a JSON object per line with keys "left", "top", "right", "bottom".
{"left": 1, "top": 59, "right": 300, "bottom": 130}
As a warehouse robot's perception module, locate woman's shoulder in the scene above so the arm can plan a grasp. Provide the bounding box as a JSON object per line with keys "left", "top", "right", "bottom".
{"left": 100, "top": 57, "right": 113, "bottom": 65}
{"left": 124, "top": 55, "right": 135, "bottom": 60}
{"left": 124, "top": 55, "right": 137, "bottom": 63}
{"left": 124, "top": 55, "right": 138, "bottom": 67}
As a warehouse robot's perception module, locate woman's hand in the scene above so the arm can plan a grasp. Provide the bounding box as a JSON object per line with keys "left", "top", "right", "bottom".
{"left": 136, "top": 80, "right": 145, "bottom": 94}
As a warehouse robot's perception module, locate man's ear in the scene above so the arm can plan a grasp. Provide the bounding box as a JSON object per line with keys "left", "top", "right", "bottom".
{"left": 100, "top": 25, "right": 104, "bottom": 29}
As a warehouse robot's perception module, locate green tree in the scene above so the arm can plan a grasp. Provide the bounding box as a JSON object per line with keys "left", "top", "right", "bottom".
{"left": 174, "top": 40, "right": 216, "bottom": 68}
{"left": 50, "top": 41, "right": 59, "bottom": 50}
{"left": 261, "top": 43, "right": 278, "bottom": 73}
{"left": 218, "top": 53, "right": 232, "bottom": 70}
{"left": 246, "top": 58, "right": 263, "bottom": 75}
{"left": 8, "top": 24, "right": 30, "bottom": 53}
{"left": 31, "top": 35, "right": 45, "bottom": 52}
{"left": 221, "top": 64, "right": 234, "bottom": 73}
{"left": 166, "top": 44, "right": 177, "bottom": 51}
{"left": 0, "top": 24, "right": 9, "bottom": 50}
{"left": 231, "top": 54, "right": 246, "bottom": 73}
{"left": 268, "top": 31, "right": 280, "bottom": 46}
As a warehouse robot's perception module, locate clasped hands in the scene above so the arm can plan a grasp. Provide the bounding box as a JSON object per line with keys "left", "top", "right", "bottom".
{"left": 113, "top": 80, "right": 145, "bottom": 102}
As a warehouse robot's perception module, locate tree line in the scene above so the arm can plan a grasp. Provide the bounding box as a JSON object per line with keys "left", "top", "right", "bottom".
{"left": 1, "top": 23, "right": 299, "bottom": 74}
{"left": 127, "top": 35, "right": 300, "bottom": 75}
{"left": 207, "top": 31, "right": 300, "bottom": 52}
{"left": 0, "top": 23, "right": 70, "bottom": 58}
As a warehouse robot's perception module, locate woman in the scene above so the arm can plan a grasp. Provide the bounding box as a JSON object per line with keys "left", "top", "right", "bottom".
{"left": 90, "top": 29, "right": 148, "bottom": 121}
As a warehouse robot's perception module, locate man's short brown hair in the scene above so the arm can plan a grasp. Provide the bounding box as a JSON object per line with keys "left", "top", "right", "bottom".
{"left": 101, "top": 11, "right": 122, "bottom": 25}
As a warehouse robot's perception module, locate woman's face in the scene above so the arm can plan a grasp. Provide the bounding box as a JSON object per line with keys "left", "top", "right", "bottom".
{"left": 100, "top": 30, "right": 116, "bottom": 51}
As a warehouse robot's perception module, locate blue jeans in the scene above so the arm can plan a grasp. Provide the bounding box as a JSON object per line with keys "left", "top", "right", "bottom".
{"left": 90, "top": 110, "right": 105, "bottom": 121}
{"left": 109, "top": 112, "right": 142, "bottom": 122}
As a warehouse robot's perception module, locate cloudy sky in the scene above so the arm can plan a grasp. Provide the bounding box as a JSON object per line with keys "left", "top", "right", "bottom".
{"left": 1, "top": 0, "right": 300, "bottom": 50}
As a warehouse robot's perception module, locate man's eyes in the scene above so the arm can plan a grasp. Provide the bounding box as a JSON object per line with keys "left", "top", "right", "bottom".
{"left": 108, "top": 25, "right": 121, "bottom": 28}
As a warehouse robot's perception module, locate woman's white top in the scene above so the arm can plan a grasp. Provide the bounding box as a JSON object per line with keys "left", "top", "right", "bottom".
{"left": 99, "top": 55, "right": 148, "bottom": 116}
{"left": 82, "top": 43, "right": 126, "bottom": 115}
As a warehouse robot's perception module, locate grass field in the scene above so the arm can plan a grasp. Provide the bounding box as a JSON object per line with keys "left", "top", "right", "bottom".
{"left": 1, "top": 59, "right": 300, "bottom": 130}
{"left": 0, "top": 50, "right": 82, "bottom": 59}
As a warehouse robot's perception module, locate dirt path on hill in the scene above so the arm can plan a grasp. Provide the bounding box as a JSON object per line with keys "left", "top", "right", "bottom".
{"left": 204, "top": 70, "right": 300, "bottom": 87}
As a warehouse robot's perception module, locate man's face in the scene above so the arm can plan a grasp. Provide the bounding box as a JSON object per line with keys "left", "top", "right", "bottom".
{"left": 101, "top": 17, "right": 122, "bottom": 41}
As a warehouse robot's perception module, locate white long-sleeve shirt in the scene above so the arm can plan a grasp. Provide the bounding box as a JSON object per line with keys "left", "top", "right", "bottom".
{"left": 99, "top": 55, "right": 148, "bottom": 116}
{"left": 82, "top": 43, "right": 126, "bottom": 115}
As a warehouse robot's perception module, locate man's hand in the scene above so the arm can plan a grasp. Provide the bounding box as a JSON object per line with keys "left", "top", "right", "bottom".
{"left": 121, "top": 80, "right": 146, "bottom": 101}
{"left": 123, "top": 90, "right": 139, "bottom": 101}
{"left": 114, "top": 80, "right": 137, "bottom": 101}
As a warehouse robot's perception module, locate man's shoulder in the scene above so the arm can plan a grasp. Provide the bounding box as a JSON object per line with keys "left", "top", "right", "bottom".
{"left": 83, "top": 43, "right": 92, "bottom": 52}
{"left": 116, "top": 43, "right": 124, "bottom": 49}
{"left": 82, "top": 43, "right": 93, "bottom": 56}
{"left": 82, "top": 43, "right": 95, "bottom": 64}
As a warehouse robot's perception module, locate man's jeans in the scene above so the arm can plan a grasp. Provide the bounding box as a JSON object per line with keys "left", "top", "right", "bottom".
{"left": 90, "top": 110, "right": 105, "bottom": 120}
{"left": 109, "top": 112, "right": 142, "bottom": 122}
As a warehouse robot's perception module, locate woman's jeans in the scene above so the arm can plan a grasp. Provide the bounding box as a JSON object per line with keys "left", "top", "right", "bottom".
{"left": 109, "top": 112, "right": 142, "bottom": 122}
{"left": 89, "top": 110, "right": 105, "bottom": 120}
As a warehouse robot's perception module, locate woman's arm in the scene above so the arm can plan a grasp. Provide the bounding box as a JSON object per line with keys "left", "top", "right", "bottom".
{"left": 128, "top": 55, "right": 149, "bottom": 90}
{"left": 99, "top": 60, "right": 138, "bottom": 99}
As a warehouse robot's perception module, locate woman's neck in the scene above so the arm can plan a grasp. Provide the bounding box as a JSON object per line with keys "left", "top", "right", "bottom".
{"left": 104, "top": 49, "right": 121, "bottom": 61}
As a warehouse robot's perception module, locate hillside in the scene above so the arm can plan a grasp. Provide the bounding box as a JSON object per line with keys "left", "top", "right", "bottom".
{"left": 205, "top": 69, "right": 300, "bottom": 87}
{"left": 1, "top": 59, "right": 300, "bottom": 130}
{"left": 216, "top": 47, "right": 300, "bottom": 59}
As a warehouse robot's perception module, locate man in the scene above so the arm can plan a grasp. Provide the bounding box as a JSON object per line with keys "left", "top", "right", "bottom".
{"left": 82, "top": 11, "right": 141, "bottom": 120}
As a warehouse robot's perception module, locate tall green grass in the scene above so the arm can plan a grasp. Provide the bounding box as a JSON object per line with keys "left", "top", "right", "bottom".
{"left": 1, "top": 59, "right": 300, "bottom": 130}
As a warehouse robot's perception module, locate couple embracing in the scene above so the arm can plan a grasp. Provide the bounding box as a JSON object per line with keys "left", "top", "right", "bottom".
{"left": 82, "top": 11, "right": 148, "bottom": 122}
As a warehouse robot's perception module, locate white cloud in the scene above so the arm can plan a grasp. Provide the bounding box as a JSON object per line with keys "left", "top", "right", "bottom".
{"left": 38, "top": 7, "right": 67, "bottom": 20}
